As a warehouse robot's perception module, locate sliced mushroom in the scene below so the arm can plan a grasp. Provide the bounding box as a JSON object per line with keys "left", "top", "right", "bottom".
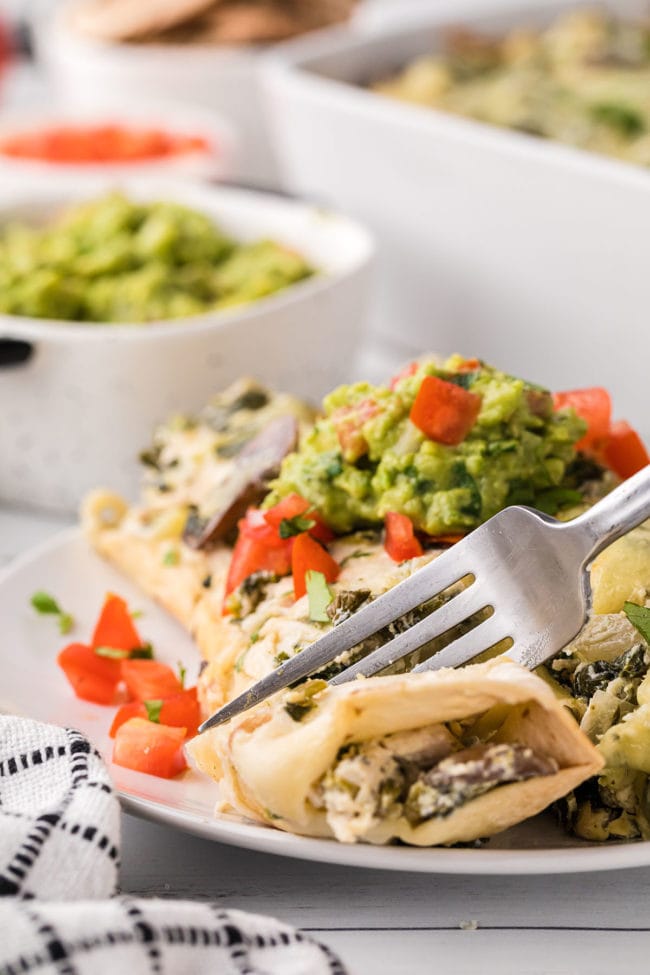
{"left": 183, "top": 414, "right": 298, "bottom": 550}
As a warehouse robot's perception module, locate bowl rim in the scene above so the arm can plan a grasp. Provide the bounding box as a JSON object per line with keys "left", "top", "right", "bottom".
{"left": 0, "top": 178, "right": 375, "bottom": 341}
{"left": 49, "top": 0, "right": 282, "bottom": 59}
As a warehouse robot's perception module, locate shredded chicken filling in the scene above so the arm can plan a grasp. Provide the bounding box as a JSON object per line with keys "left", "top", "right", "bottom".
{"left": 310, "top": 724, "right": 557, "bottom": 842}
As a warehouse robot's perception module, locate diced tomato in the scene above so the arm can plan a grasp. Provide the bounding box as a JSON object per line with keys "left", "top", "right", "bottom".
{"left": 263, "top": 493, "right": 334, "bottom": 544}
{"left": 157, "top": 687, "right": 200, "bottom": 738}
{"left": 604, "top": 421, "right": 650, "bottom": 480}
{"left": 57, "top": 642, "right": 124, "bottom": 705}
{"left": 389, "top": 361, "right": 418, "bottom": 390}
{"left": 410, "top": 375, "right": 482, "bottom": 446}
{"left": 109, "top": 687, "right": 200, "bottom": 739}
{"left": 456, "top": 358, "right": 482, "bottom": 373}
{"left": 291, "top": 532, "right": 340, "bottom": 600}
{"left": 0, "top": 125, "right": 209, "bottom": 164}
{"left": 239, "top": 507, "right": 287, "bottom": 548}
{"left": 121, "top": 659, "right": 183, "bottom": 702}
{"left": 331, "top": 398, "right": 380, "bottom": 462}
{"left": 112, "top": 718, "right": 187, "bottom": 778}
{"left": 384, "top": 512, "right": 423, "bottom": 562}
{"left": 92, "top": 593, "right": 143, "bottom": 653}
{"left": 224, "top": 525, "right": 293, "bottom": 600}
{"left": 109, "top": 700, "right": 143, "bottom": 737}
{"left": 553, "top": 387, "right": 612, "bottom": 453}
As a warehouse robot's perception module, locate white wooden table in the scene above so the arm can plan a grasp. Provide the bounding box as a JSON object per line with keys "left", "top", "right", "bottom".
{"left": 3, "top": 503, "right": 650, "bottom": 973}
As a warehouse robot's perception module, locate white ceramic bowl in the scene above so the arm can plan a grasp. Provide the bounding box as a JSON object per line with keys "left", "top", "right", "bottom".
{"left": 0, "top": 179, "right": 374, "bottom": 513}
{"left": 34, "top": 1, "right": 286, "bottom": 188}
{"left": 266, "top": 0, "right": 650, "bottom": 438}
{"left": 0, "top": 100, "right": 237, "bottom": 186}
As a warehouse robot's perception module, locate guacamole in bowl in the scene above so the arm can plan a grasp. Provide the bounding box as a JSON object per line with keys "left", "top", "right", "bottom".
{"left": 267, "top": 355, "right": 590, "bottom": 536}
{"left": 0, "top": 192, "right": 314, "bottom": 323}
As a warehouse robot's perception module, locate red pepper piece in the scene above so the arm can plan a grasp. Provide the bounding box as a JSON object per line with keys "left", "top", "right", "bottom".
{"left": 291, "top": 533, "right": 340, "bottom": 600}
{"left": 410, "top": 375, "right": 481, "bottom": 446}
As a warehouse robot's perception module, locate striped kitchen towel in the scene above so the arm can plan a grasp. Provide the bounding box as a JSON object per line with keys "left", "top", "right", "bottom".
{"left": 0, "top": 715, "right": 346, "bottom": 975}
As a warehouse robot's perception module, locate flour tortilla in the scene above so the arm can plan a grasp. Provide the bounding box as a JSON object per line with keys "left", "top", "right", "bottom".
{"left": 189, "top": 658, "right": 603, "bottom": 846}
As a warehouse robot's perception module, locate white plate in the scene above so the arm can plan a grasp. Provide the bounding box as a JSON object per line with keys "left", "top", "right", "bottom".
{"left": 3, "top": 527, "right": 649, "bottom": 875}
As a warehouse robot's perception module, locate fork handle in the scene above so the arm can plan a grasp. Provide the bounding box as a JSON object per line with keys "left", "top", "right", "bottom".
{"left": 568, "top": 463, "right": 650, "bottom": 563}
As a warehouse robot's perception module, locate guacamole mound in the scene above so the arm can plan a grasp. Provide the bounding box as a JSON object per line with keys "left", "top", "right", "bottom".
{"left": 0, "top": 192, "right": 314, "bottom": 323}
{"left": 267, "top": 355, "right": 589, "bottom": 536}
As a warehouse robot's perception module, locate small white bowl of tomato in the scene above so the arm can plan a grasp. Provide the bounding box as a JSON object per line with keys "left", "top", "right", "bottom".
{"left": 0, "top": 99, "right": 236, "bottom": 184}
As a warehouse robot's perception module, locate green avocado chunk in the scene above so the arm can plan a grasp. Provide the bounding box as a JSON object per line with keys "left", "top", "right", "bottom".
{"left": 267, "top": 355, "right": 587, "bottom": 536}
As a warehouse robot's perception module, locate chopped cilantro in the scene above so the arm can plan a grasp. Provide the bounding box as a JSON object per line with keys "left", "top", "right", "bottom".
{"left": 624, "top": 602, "right": 650, "bottom": 644}
{"left": 30, "top": 591, "right": 74, "bottom": 634}
{"left": 94, "top": 646, "right": 129, "bottom": 660}
{"left": 177, "top": 661, "right": 186, "bottom": 688}
{"left": 323, "top": 452, "right": 343, "bottom": 479}
{"left": 445, "top": 370, "right": 479, "bottom": 390}
{"left": 163, "top": 549, "right": 180, "bottom": 566}
{"left": 95, "top": 643, "right": 154, "bottom": 660}
{"left": 590, "top": 101, "right": 645, "bottom": 137}
{"left": 144, "top": 699, "right": 163, "bottom": 723}
{"left": 130, "top": 643, "right": 154, "bottom": 659}
{"left": 130, "top": 609, "right": 144, "bottom": 620}
{"left": 250, "top": 632, "right": 260, "bottom": 644}
{"left": 306, "top": 570, "right": 333, "bottom": 622}
{"left": 279, "top": 514, "right": 316, "bottom": 539}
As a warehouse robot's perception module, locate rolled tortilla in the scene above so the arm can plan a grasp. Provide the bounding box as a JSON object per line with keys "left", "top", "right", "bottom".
{"left": 189, "top": 658, "right": 603, "bottom": 846}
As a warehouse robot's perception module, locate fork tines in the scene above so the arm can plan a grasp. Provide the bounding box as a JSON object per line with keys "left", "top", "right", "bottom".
{"left": 198, "top": 522, "right": 506, "bottom": 733}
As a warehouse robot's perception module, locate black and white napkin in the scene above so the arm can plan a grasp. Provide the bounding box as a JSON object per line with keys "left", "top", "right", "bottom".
{"left": 0, "top": 715, "right": 347, "bottom": 975}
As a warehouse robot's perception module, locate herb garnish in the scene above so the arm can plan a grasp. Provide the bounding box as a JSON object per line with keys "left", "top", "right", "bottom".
{"left": 144, "top": 699, "right": 163, "bottom": 723}
{"left": 30, "top": 591, "right": 74, "bottom": 634}
{"left": 590, "top": 101, "right": 645, "bottom": 137}
{"left": 306, "top": 570, "right": 333, "bottom": 622}
{"left": 95, "top": 643, "right": 154, "bottom": 660}
{"left": 162, "top": 549, "right": 180, "bottom": 566}
{"left": 279, "top": 513, "right": 316, "bottom": 539}
{"left": 624, "top": 601, "right": 650, "bottom": 644}
{"left": 177, "top": 661, "right": 186, "bottom": 688}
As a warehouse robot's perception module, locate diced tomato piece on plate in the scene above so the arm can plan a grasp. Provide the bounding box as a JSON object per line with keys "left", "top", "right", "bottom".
{"left": 57, "top": 642, "right": 123, "bottom": 705}
{"left": 112, "top": 718, "right": 187, "bottom": 778}
{"left": 109, "top": 687, "right": 200, "bottom": 739}
{"left": 552, "top": 387, "right": 612, "bottom": 453}
{"left": 121, "top": 659, "right": 183, "bottom": 702}
{"left": 92, "top": 592, "right": 142, "bottom": 652}
{"left": 160, "top": 687, "right": 201, "bottom": 738}
{"left": 292, "top": 532, "right": 340, "bottom": 600}
{"left": 604, "top": 421, "right": 650, "bottom": 480}
{"left": 384, "top": 512, "right": 423, "bottom": 562}
{"left": 109, "top": 701, "right": 144, "bottom": 737}
{"left": 410, "top": 375, "right": 481, "bottom": 446}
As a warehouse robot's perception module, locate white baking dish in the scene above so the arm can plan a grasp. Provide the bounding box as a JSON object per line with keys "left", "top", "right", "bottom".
{"left": 266, "top": 0, "right": 650, "bottom": 437}
{"left": 0, "top": 180, "right": 373, "bottom": 513}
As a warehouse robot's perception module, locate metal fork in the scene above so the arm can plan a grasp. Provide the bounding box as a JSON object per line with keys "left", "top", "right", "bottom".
{"left": 199, "top": 465, "right": 650, "bottom": 733}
